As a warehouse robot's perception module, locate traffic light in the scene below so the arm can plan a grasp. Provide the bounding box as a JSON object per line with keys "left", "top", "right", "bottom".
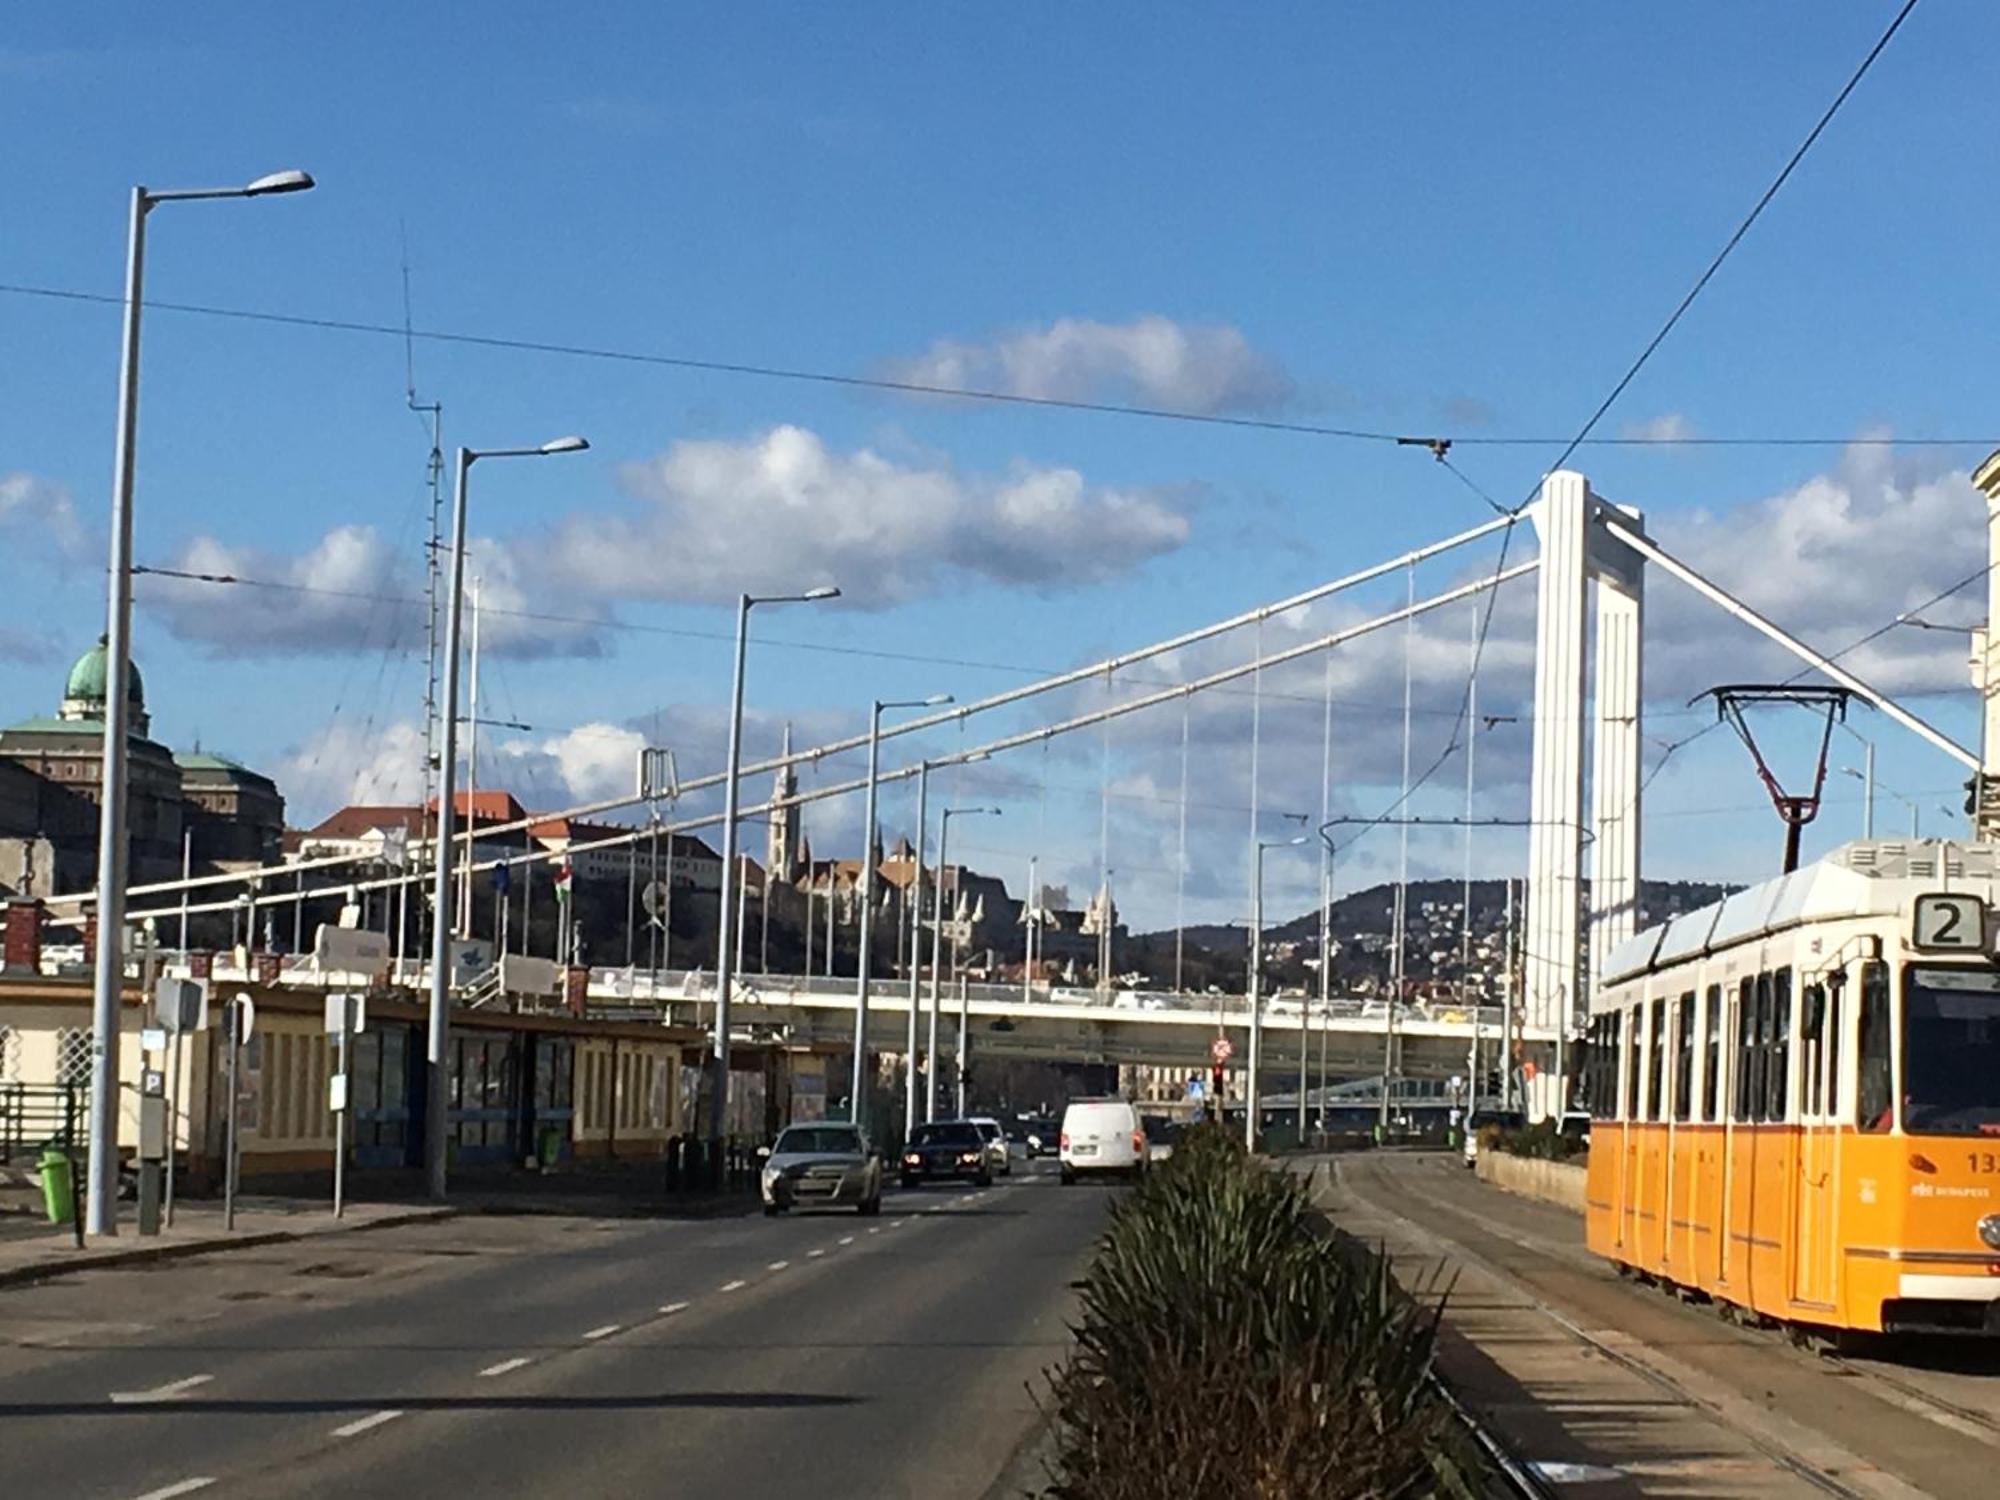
{"left": 1966, "top": 773, "right": 1983, "bottom": 818}
{"left": 1210, "top": 1062, "right": 1225, "bottom": 1102}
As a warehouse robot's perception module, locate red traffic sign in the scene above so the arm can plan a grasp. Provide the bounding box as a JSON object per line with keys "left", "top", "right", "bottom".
{"left": 1209, "top": 1035, "right": 1234, "bottom": 1064}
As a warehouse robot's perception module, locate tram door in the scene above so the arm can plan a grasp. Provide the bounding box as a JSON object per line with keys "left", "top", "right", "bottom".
{"left": 1790, "top": 974, "right": 1840, "bottom": 1311}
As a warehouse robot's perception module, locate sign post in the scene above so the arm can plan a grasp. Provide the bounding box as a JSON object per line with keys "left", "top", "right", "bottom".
{"left": 324, "top": 992, "right": 365, "bottom": 1218}
{"left": 152, "top": 975, "right": 205, "bottom": 1229}
{"left": 224, "top": 992, "right": 255, "bottom": 1231}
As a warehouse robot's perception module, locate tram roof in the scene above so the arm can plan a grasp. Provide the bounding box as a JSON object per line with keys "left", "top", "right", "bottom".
{"left": 1597, "top": 838, "right": 2000, "bottom": 992}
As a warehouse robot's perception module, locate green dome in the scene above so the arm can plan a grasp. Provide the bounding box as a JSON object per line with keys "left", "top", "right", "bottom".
{"left": 63, "top": 635, "right": 144, "bottom": 712}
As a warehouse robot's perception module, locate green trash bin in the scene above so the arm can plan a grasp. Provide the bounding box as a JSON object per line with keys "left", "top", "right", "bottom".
{"left": 39, "top": 1147, "right": 74, "bottom": 1226}
{"left": 538, "top": 1124, "right": 564, "bottom": 1170}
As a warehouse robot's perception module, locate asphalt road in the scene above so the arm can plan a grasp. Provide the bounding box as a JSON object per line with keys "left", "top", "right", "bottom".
{"left": 0, "top": 1160, "right": 1108, "bottom": 1499}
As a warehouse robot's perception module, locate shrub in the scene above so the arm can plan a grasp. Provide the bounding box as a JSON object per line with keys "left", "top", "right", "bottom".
{"left": 1498, "top": 1119, "right": 1587, "bottom": 1162}
{"left": 1038, "top": 1121, "right": 1481, "bottom": 1499}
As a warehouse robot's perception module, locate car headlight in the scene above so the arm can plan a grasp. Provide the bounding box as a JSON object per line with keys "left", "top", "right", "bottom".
{"left": 902, "top": 1153, "right": 921, "bottom": 1165}
{"left": 1979, "top": 1212, "right": 2000, "bottom": 1251}
{"left": 960, "top": 1151, "right": 981, "bottom": 1164}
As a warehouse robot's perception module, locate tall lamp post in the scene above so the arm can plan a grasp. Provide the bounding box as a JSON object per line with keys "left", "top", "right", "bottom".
{"left": 87, "top": 167, "right": 315, "bottom": 1237}
{"left": 1247, "top": 835, "right": 1305, "bottom": 1150}
{"left": 851, "top": 694, "right": 952, "bottom": 1130}
{"left": 933, "top": 804, "right": 1000, "bottom": 1120}
{"left": 425, "top": 436, "right": 589, "bottom": 1202}
{"left": 710, "top": 587, "right": 840, "bottom": 1145}
{"left": 904, "top": 750, "right": 987, "bottom": 1136}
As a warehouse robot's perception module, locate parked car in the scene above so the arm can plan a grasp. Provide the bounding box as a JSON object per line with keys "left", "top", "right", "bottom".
{"left": 900, "top": 1121, "right": 992, "bottom": 1188}
{"left": 760, "top": 1123, "right": 882, "bottom": 1215}
{"left": 1060, "top": 1098, "right": 1145, "bottom": 1184}
{"left": 966, "top": 1116, "right": 1012, "bottom": 1176}
{"left": 1140, "top": 1115, "right": 1180, "bottom": 1165}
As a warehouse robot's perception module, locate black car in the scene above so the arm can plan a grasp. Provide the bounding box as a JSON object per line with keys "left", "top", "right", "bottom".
{"left": 1019, "top": 1116, "right": 1061, "bottom": 1158}
{"left": 899, "top": 1121, "right": 991, "bottom": 1188}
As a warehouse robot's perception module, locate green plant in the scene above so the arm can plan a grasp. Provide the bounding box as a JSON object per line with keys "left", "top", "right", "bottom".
{"left": 1499, "top": 1118, "right": 1587, "bottom": 1162}
{"left": 1038, "top": 1121, "right": 1482, "bottom": 1499}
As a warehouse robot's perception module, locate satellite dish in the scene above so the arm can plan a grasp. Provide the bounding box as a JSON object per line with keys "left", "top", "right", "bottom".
{"left": 642, "top": 881, "right": 670, "bottom": 921}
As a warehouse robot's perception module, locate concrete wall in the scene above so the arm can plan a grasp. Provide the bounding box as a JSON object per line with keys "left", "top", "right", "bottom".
{"left": 1474, "top": 1149, "right": 1587, "bottom": 1214}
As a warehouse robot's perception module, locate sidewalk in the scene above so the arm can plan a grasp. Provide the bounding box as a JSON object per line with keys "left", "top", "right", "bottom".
{"left": 0, "top": 1195, "right": 454, "bottom": 1289}
{"left": 0, "top": 1158, "right": 759, "bottom": 1288}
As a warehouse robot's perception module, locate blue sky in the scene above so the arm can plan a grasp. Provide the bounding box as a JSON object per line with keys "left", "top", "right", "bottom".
{"left": 3, "top": 5, "right": 1995, "bottom": 927}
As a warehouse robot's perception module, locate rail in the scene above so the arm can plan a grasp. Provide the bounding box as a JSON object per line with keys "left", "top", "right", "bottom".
{"left": 0, "top": 1081, "right": 89, "bottom": 1161}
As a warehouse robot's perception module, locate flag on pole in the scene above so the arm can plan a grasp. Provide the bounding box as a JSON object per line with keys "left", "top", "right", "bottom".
{"left": 554, "top": 856, "right": 573, "bottom": 905}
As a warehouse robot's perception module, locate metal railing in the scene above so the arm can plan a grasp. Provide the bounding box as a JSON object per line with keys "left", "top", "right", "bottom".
{"left": 0, "top": 1081, "right": 89, "bottom": 1161}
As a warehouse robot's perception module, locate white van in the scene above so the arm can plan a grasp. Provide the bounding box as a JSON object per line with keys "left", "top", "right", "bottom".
{"left": 1059, "top": 1098, "right": 1145, "bottom": 1184}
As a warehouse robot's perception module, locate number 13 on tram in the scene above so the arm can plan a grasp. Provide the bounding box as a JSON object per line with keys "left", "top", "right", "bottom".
{"left": 1585, "top": 841, "right": 2000, "bottom": 1337}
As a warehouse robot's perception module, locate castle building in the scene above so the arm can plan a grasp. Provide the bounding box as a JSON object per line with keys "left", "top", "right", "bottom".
{"left": 0, "top": 638, "right": 284, "bottom": 896}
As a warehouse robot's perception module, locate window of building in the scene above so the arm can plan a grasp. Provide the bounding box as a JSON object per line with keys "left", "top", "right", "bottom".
{"left": 1857, "top": 960, "right": 1893, "bottom": 1132}
{"left": 55, "top": 1027, "right": 90, "bottom": 1087}
{"left": 1673, "top": 993, "right": 1695, "bottom": 1122}
{"left": 0, "top": 1025, "right": 16, "bottom": 1082}
{"left": 1703, "top": 985, "right": 1722, "bottom": 1122}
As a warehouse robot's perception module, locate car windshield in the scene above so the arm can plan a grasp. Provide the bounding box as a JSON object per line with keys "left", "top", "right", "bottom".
{"left": 1903, "top": 967, "right": 2000, "bottom": 1135}
{"left": 774, "top": 1127, "right": 862, "bottom": 1156}
{"left": 910, "top": 1124, "right": 981, "bottom": 1147}
{"left": 971, "top": 1121, "right": 1001, "bottom": 1141}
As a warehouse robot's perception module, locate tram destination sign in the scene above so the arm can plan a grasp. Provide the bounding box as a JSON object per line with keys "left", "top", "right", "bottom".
{"left": 1911, "top": 892, "right": 1987, "bottom": 953}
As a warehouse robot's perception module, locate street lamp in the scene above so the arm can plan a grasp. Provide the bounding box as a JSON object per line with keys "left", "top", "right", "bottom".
{"left": 86, "top": 167, "right": 316, "bottom": 1237}
{"left": 850, "top": 694, "right": 953, "bottom": 1130}
{"left": 1840, "top": 765, "right": 1918, "bottom": 838}
{"left": 425, "top": 436, "right": 589, "bottom": 1202}
{"left": 906, "top": 750, "right": 986, "bottom": 1136}
{"left": 934, "top": 805, "right": 1000, "bottom": 1119}
{"left": 1247, "top": 835, "right": 1306, "bottom": 1149}
{"left": 711, "top": 586, "right": 840, "bottom": 1147}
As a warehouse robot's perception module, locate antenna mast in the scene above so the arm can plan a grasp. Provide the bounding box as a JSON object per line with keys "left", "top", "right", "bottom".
{"left": 402, "top": 229, "right": 446, "bottom": 926}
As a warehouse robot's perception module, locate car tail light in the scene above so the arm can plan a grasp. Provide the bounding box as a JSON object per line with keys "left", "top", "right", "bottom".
{"left": 1132, "top": 1130, "right": 1145, "bottom": 1154}
{"left": 1059, "top": 1132, "right": 1070, "bottom": 1152}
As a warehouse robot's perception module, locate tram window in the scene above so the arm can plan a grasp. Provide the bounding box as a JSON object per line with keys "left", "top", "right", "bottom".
{"left": 1646, "top": 1000, "right": 1666, "bottom": 1120}
{"left": 1857, "top": 961, "right": 1893, "bottom": 1133}
{"left": 1901, "top": 966, "right": 2000, "bottom": 1136}
{"left": 1768, "top": 969, "right": 1792, "bottom": 1122}
{"left": 1825, "top": 976, "right": 1844, "bottom": 1121}
{"left": 1703, "top": 986, "right": 1722, "bottom": 1122}
{"left": 1734, "top": 978, "right": 1758, "bottom": 1122}
{"left": 1624, "top": 1007, "right": 1643, "bottom": 1119}
{"left": 1673, "top": 992, "right": 1695, "bottom": 1121}
{"left": 1801, "top": 983, "right": 1825, "bottom": 1117}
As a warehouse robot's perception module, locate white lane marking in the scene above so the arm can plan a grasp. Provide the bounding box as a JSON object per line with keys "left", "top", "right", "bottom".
{"left": 838, "top": 1235, "right": 855, "bottom": 1246}
{"left": 867, "top": 1227, "right": 880, "bottom": 1235}
{"left": 806, "top": 1248, "right": 826, "bottom": 1258}
{"left": 131, "top": 1481, "right": 216, "bottom": 1500}
{"left": 890, "top": 1219, "right": 907, "bottom": 1228}
{"left": 766, "top": 1259, "right": 789, "bottom": 1271}
{"left": 111, "top": 1373, "right": 214, "bottom": 1404}
{"left": 331, "top": 1409, "right": 404, "bottom": 1439}
{"left": 582, "top": 1323, "right": 621, "bottom": 1341}
{"left": 659, "top": 1300, "right": 691, "bottom": 1315}
{"left": 720, "top": 1279, "right": 747, "bottom": 1293}
{"left": 478, "top": 1357, "right": 531, "bottom": 1378}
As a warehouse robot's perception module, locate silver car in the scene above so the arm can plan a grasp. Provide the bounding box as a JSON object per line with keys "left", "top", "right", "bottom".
{"left": 967, "top": 1116, "right": 1012, "bottom": 1176}
{"left": 760, "top": 1123, "right": 883, "bottom": 1215}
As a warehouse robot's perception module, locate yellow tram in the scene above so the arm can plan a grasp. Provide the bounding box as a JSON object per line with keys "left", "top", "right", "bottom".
{"left": 1585, "top": 839, "right": 2000, "bottom": 1336}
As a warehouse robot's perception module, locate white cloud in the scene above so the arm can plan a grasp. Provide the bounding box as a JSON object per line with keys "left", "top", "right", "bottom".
{"left": 0, "top": 471, "right": 89, "bottom": 559}
{"left": 276, "top": 720, "right": 430, "bottom": 818}
{"left": 138, "top": 525, "right": 423, "bottom": 657}
{"left": 879, "top": 315, "right": 1293, "bottom": 416}
{"left": 509, "top": 722, "right": 648, "bottom": 804}
{"left": 551, "top": 424, "right": 1191, "bottom": 608}
{"left": 1620, "top": 412, "right": 1698, "bottom": 443}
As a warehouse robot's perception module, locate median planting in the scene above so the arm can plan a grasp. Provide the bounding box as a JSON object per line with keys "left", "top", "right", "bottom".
{"left": 1037, "top": 1123, "right": 1480, "bottom": 1498}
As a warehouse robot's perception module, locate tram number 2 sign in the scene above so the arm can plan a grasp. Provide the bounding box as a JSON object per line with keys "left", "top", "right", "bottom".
{"left": 1912, "top": 892, "right": 1987, "bottom": 952}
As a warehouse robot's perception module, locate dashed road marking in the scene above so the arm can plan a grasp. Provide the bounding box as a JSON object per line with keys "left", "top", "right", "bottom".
{"left": 582, "top": 1324, "right": 621, "bottom": 1341}
{"left": 838, "top": 1236, "right": 855, "bottom": 1246}
{"left": 767, "top": 1259, "right": 789, "bottom": 1271}
{"left": 111, "top": 1374, "right": 214, "bottom": 1404}
{"left": 659, "top": 1300, "right": 691, "bottom": 1315}
{"left": 867, "top": 1227, "right": 880, "bottom": 1234}
{"left": 478, "top": 1357, "right": 531, "bottom": 1377}
{"left": 131, "top": 1481, "right": 216, "bottom": 1500}
{"left": 331, "top": 1409, "right": 404, "bottom": 1439}
{"left": 806, "top": 1248, "right": 826, "bottom": 1258}
{"left": 720, "top": 1279, "right": 747, "bottom": 1293}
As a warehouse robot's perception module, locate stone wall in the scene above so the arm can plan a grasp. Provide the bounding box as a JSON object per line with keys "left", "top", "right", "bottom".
{"left": 1474, "top": 1149, "right": 1587, "bottom": 1213}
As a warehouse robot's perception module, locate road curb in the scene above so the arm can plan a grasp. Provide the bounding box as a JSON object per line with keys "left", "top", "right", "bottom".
{"left": 0, "top": 1205, "right": 457, "bottom": 1289}
{"left": 981, "top": 1403, "right": 1060, "bottom": 1500}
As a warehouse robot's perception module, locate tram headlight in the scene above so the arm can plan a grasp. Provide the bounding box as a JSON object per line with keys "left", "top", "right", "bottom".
{"left": 1978, "top": 1213, "right": 2000, "bottom": 1251}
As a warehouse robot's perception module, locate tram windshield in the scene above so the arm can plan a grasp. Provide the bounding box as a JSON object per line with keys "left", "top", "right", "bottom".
{"left": 1903, "top": 967, "right": 2000, "bottom": 1136}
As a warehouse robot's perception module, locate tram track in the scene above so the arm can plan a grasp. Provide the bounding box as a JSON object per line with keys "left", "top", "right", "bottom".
{"left": 1326, "top": 1155, "right": 1949, "bottom": 1499}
